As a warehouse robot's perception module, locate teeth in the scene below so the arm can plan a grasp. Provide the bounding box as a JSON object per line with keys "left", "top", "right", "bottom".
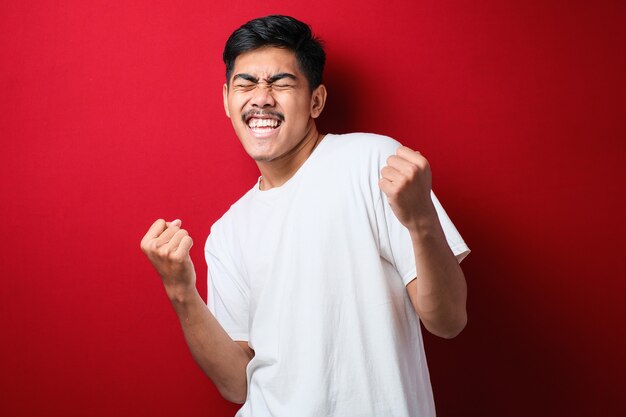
{"left": 248, "top": 118, "right": 280, "bottom": 128}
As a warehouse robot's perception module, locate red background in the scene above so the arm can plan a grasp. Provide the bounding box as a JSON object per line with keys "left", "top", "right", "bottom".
{"left": 1, "top": 1, "right": 624, "bottom": 416}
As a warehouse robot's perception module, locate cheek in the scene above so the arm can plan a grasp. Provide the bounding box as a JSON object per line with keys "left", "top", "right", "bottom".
{"left": 230, "top": 94, "right": 250, "bottom": 111}
{"left": 283, "top": 96, "right": 311, "bottom": 118}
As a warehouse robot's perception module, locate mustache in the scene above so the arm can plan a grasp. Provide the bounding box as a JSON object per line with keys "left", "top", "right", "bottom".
{"left": 242, "top": 109, "right": 285, "bottom": 123}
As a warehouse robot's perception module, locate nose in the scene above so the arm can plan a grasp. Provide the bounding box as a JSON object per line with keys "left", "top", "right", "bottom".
{"left": 250, "top": 84, "right": 276, "bottom": 108}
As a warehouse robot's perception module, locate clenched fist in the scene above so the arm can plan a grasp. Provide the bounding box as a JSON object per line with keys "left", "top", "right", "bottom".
{"left": 140, "top": 219, "right": 196, "bottom": 302}
{"left": 378, "top": 146, "right": 438, "bottom": 232}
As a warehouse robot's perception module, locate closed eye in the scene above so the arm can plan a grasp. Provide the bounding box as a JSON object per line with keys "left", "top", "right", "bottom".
{"left": 233, "top": 83, "right": 256, "bottom": 91}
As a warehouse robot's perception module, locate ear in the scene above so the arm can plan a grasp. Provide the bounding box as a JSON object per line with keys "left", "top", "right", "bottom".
{"left": 223, "top": 83, "right": 231, "bottom": 118}
{"left": 309, "top": 84, "right": 327, "bottom": 119}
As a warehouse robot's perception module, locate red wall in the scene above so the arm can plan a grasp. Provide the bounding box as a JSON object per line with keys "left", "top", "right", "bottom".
{"left": 1, "top": 1, "right": 624, "bottom": 416}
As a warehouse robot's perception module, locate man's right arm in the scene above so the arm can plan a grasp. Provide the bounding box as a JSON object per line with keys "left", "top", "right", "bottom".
{"left": 140, "top": 219, "right": 253, "bottom": 404}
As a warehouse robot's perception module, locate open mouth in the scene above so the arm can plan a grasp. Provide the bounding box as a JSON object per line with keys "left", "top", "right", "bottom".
{"left": 244, "top": 111, "right": 284, "bottom": 137}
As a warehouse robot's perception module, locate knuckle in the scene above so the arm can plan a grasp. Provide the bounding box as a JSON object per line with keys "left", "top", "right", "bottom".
{"left": 143, "top": 240, "right": 157, "bottom": 255}
{"left": 169, "top": 252, "right": 185, "bottom": 264}
{"left": 157, "top": 245, "right": 170, "bottom": 258}
{"left": 183, "top": 235, "right": 194, "bottom": 248}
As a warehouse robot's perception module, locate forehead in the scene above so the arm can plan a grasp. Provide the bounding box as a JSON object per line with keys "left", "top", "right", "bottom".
{"left": 232, "top": 47, "right": 301, "bottom": 79}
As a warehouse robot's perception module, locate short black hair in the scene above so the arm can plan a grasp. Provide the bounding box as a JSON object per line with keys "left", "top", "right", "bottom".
{"left": 223, "top": 15, "right": 326, "bottom": 91}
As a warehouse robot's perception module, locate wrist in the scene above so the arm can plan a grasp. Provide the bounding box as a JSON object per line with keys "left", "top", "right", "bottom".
{"left": 168, "top": 287, "right": 206, "bottom": 327}
{"left": 165, "top": 283, "right": 198, "bottom": 305}
{"left": 406, "top": 207, "right": 440, "bottom": 240}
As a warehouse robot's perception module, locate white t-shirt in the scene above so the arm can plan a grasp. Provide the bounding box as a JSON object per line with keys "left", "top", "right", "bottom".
{"left": 206, "top": 133, "right": 469, "bottom": 417}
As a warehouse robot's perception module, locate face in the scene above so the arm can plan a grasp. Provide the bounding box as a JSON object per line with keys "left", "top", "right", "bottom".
{"left": 223, "top": 47, "right": 326, "bottom": 163}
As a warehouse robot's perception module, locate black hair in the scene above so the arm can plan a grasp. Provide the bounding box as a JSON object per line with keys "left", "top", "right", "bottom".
{"left": 223, "top": 15, "right": 326, "bottom": 91}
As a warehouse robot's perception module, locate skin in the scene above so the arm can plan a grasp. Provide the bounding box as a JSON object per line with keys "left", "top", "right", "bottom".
{"left": 140, "top": 219, "right": 252, "bottom": 403}
{"left": 222, "top": 46, "right": 327, "bottom": 189}
{"left": 140, "top": 46, "right": 467, "bottom": 405}
{"left": 379, "top": 147, "right": 468, "bottom": 338}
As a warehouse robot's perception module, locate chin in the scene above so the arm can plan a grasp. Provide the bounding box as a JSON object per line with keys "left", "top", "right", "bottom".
{"left": 244, "top": 147, "right": 276, "bottom": 162}
{"left": 242, "top": 140, "right": 285, "bottom": 163}
{"left": 250, "top": 154, "right": 273, "bottom": 162}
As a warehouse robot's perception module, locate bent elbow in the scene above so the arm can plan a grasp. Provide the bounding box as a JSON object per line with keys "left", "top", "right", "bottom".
{"left": 219, "top": 386, "right": 247, "bottom": 405}
{"left": 443, "top": 313, "right": 468, "bottom": 339}
{"left": 427, "top": 312, "right": 468, "bottom": 339}
{"left": 230, "top": 396, "right": 246, "bottom": 405}
{"left": 222, "top": 392, "right": 246, "bottom": 405}
{"left": 439, "top": 323, "right": 466, "bottom": 339}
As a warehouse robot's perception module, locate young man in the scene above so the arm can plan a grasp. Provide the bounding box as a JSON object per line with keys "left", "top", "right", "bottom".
{"left": 141, "top": 15, "right": 469, "bottom": 417}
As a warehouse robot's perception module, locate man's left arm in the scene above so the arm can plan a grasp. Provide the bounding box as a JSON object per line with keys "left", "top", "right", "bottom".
{"left": 379, "top": 146, "right": 467, "bottom": 339}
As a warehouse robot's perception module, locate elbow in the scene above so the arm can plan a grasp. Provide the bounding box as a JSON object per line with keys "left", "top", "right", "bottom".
{"left": 229, "top": 396, "right": 246, "bottom": 405}
{"left": 220, "top": 389, "right": 246, "bottom": 405}
{"left": 427, "top": 312, "right": 468, "bottom": 339}
{"left": 439, "top": 317, "right": 467, "bottom": 339}
{"left": 218, "top": 384, "right": 247, "bottom": 405}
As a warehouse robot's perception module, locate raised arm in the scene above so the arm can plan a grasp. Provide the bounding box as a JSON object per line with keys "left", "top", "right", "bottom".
{"left": 379, "top": 147, "right": 468, "bottom": 339}
{"left": 140, "top": 219, "right": 253, "bottom": 403}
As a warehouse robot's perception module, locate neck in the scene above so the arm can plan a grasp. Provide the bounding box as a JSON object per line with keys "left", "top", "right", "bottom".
{"left": 257, "top": 125, "right": 324, "bottom": 190}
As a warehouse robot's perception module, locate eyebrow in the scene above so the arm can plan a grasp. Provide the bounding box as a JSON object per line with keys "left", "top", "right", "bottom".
{"left": 267, "top": 73, "right": 297, "bottom": 83}
{"left": 232, "top": 72, "right": 297, "bottom": 84}
{"left": 232, "top": 73, "right": 258, "bottom": 83}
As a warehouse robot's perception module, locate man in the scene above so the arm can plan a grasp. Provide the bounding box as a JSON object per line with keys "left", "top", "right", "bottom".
{"left": 141, "top": 15, "right": 469, "bottom": 417}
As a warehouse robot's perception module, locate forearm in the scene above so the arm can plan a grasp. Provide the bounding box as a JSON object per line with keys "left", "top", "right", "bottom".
{"left": 408, "top": 215, "right": 467, "bottom": 339}
{"left": 378, "top": 147, "right": 467, "bottom": 338}
{"left": 141, "top": 219, "right": 251, "bottom": 403}
{"left": 170, "top": 288, "right": 251, "bottom": 404}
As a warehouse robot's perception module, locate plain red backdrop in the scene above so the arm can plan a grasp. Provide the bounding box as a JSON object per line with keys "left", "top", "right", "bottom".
{"left": 1, "top": 1, "right": 624, "bottom": 416}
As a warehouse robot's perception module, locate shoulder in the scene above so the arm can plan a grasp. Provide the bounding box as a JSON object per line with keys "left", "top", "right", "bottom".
{"left": 324, "top": 132, "right": 402, "bottom": 159}
{"left": 323, "top": 132, "right": 403, "bottom": 166}
{"left": 326, "top": 132, "right": 401, "bottom": 153}
{"left": 216, "top": 186, "right": 256, "bottom": 227}
{"left": 205, "top": 186, "right": 256, "bottom": 252}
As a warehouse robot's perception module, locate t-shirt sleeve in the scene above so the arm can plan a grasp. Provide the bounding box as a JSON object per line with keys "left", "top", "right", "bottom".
{"left": 378, "top": 190, "right": 470, "bottom": 286}
{"left": 205, "top": 221, "right": 249, "bottom": 341}
{"left": 430, "top": 192, "right": 471, "bottom": 263}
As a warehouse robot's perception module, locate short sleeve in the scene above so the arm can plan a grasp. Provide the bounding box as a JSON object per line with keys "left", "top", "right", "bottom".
{"left": 377, "top": 189, "right": 470, "bottom": 286}
{"left": 430, "top": 192, "right": 471, "bottom": 263}
{"left": 205, "top": 221, "right": 250, "bottom": 341}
